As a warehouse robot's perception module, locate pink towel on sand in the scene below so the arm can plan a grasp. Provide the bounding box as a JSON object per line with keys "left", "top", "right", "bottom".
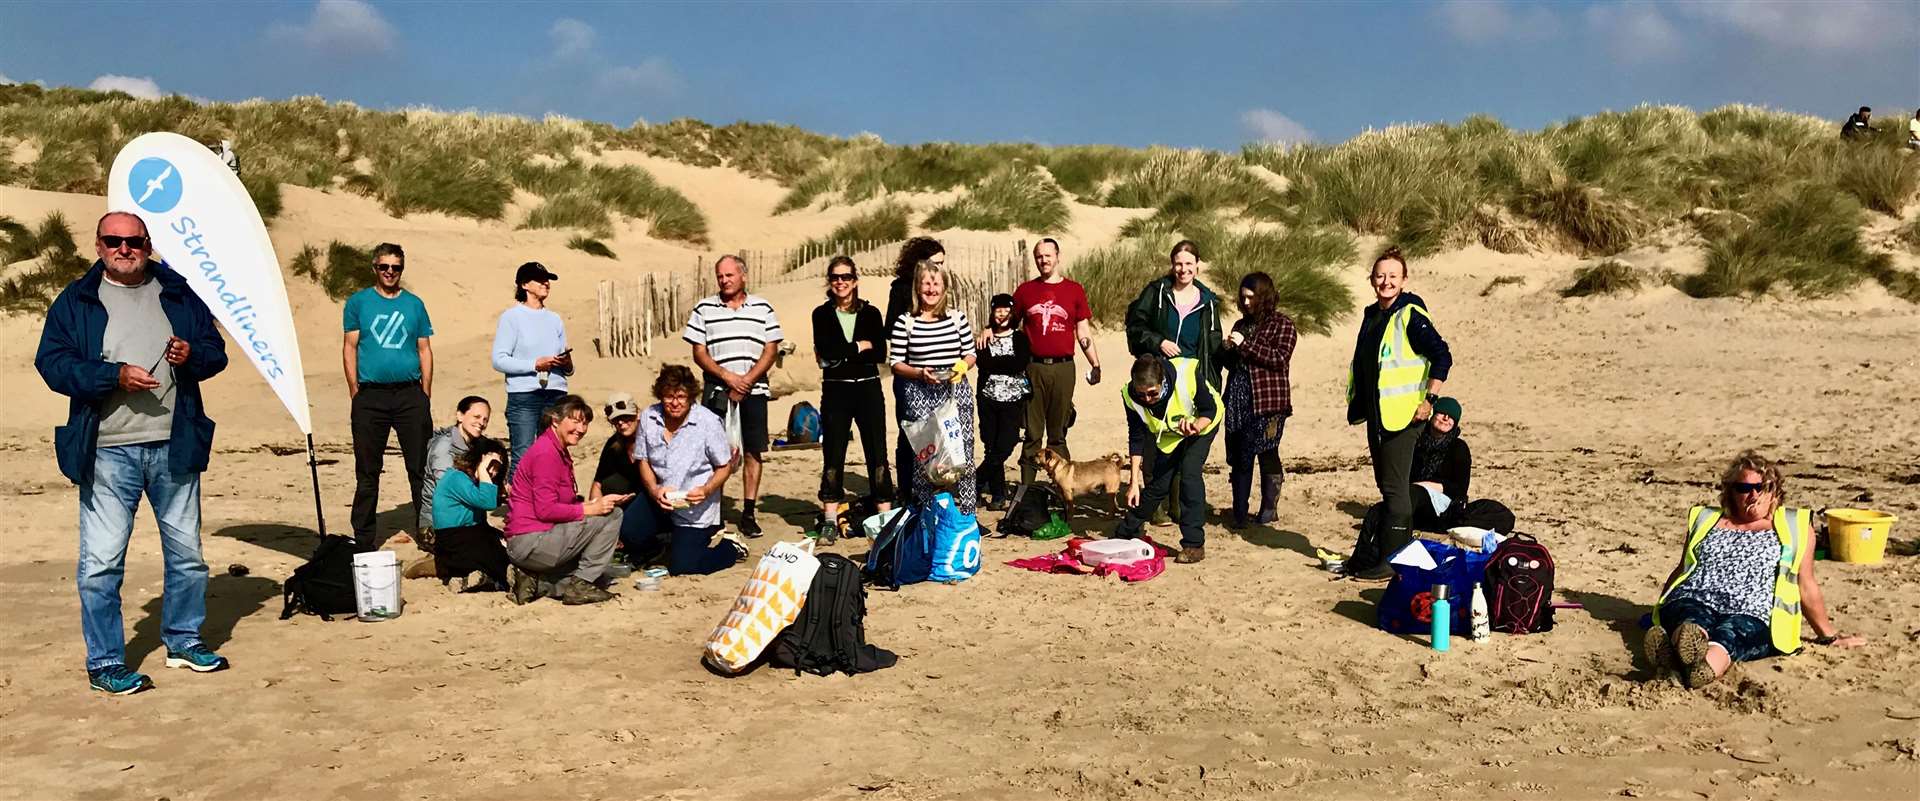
{"left": 1005, "top": 537, "right": 1169, "bottom": 582}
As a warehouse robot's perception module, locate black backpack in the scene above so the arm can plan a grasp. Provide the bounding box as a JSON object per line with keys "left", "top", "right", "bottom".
{"left": 996, "top": 484, "right": 1057, "bottom": 537}
{"left": 280, "top": 535, "right": 364, "bottom": 621}
{"left": 1485, "top": 533, "right": 1555, "bottom": 634}
{"left": 770, "top": 554, "right": 898, "bottom": 676}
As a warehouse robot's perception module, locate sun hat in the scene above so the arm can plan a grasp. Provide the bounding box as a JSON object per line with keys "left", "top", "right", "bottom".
{"left": 604, "top": 392, "right": 639, "bottom": 420}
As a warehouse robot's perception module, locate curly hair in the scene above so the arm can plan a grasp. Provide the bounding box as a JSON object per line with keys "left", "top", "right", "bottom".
{"left": 1718, "top": 449, "right": 1785, "bottom": 511}
{"left": 453, "top": 436, "right": 508, "bottom": 482}
{"left": 895, "top": 236, "right": 945, "bottom": 280}
{"left": 652, "top": 364, "right": 700, "bottom": 400}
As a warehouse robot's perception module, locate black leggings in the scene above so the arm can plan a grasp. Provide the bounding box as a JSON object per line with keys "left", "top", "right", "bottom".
{"left": 820, "top": 380, "right": 892, "bottom": 503}
{"left": 976, "top": 397, "right": 1023, "bottom": 502}
{"left": 1367, "top": 419, "right": 1422, "bottom": 563}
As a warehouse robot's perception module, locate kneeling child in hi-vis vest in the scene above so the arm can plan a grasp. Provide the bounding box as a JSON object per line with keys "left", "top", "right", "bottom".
{"left": 1112, "top": 355, "right": 1221, "bottom": 563}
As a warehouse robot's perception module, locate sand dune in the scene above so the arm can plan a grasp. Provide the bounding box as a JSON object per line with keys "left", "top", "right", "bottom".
{"left": 0, "top": 158, "right": 1916, "bottom": 801}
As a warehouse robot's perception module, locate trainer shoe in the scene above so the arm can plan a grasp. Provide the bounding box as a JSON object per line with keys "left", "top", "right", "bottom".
{"left": 89, "top": 664, "right": 155, "bottom": 695}
{"left": 164, "top": 644, "right": 230, "bottom": 673}
{"left": 737, "top": 511, "right": 763, "bottom": 538}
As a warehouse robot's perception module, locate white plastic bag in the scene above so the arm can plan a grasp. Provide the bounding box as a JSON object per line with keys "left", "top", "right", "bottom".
{"left": 725, "top": 399, "right": 743, "bottom": 453}
{"left": 903, "top": 396, "right": 969, "bottom": 485}
{"left": 703, "top": 539, "right": 819, "bottom": 674}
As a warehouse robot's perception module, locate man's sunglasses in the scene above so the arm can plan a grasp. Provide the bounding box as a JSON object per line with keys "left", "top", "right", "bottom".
{"left": 98, "top": 235, "right": 149, "bottom": 250}
{"left": 828, "top": 272, "right": 857, "bottom": 283}
{"left": 1728, "top": 481, "right": 1770, "bottom": 494}
{"left": 375, "top": 263, "right": 405, "bottom": 274}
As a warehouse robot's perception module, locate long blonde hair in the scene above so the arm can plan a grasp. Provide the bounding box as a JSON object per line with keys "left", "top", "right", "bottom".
{"left": 1718, "top": 449, "right": 1785, "bottom": 511}
{"left": 912, "top": 259, "right": 949, "bottom": 319}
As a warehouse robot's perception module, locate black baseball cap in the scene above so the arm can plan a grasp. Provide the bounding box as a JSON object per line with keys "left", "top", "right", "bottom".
{"left": 990, "top": 293, "right": 1015, "bottom": 309}
{"left": 515, "top": 262, "right": 559, "bottom": 286}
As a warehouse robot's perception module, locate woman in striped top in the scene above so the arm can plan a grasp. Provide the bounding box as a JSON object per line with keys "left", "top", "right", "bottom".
{"left": 889, "top": 260, "right": 979, "bottom": 514}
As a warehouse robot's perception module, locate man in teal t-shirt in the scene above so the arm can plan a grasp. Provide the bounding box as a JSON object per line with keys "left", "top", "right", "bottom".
{"left": 342, "top": 243, "right": 436, "bottom": 548}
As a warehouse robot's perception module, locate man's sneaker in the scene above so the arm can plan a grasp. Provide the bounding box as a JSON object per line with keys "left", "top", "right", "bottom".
{"left": 164, "top": 644, "right": 230, "bottom": 673}
{"left": 813, "top": 515, "right": 839, "bottom": 545}
{"left": 89, "top": 664, "right": 155, "bottom": 695}
{"left": 738, "top": 511, "right": 763, "bottom": 538}
{"left": 509, "top": 565, "right": 544, "bottom": 606}
{"left": 555, "top": 577, "right": 615, "bottom": 605}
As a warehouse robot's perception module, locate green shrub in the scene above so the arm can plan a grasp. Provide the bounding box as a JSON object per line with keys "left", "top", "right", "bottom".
{"left": 1074, "top": 238, "right": 1165, "bottom": 326}
{"left": 1827, "top": 142, "right": 1918, "bottom": 215}
{"left": 1562, "top": 259, "right": 1645, "bottom": 297}
{"left": 522, "top": 191, "right": 613, "bottom": 236}
{"left": 1515, "top": 179, "right": 1648, "bottom": 256}
{"left": 1103, "top": 148, "right": 1271, "bottom": 211}
{"left": 1204, "top": 227, "right": 1356, "bottom": 335}
{"left": 567, "top": 235, "right": 617, "bottom": 259}
{"left": 0, "top": 210, "right": 89, "bottom": 312}
{"left": 923, "top": 165, "right": 1070, "bottom": 232}
{"left": 29, "top": 140, "right": 101, "bottom": 193}
{"left": 370, "top": 145, "right": 512, "bottom": 220}
{"left": 584, "top": 164, "right": 708, "bottom": 244}
{"left": 1044, "top": 146, "right": 1150, "bottom": 201}
{"left": 291, "top": 240, "right": 375, "bottom": 301}
{"left": 785, "top": 200, "right": 912, "bottom": 272}
{"left": 1683, "top": 186, "right": 1885, "bottom": 298}
{"left": 241, "top": 172, "right": 283, "bottom": 222}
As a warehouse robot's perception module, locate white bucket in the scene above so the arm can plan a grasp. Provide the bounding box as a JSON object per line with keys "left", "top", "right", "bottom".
{"left": 352, "top": 550, "right": 403, "bottom": 621}
{"left": 1081, "top": 538, "right": 1154, "bottom": 567}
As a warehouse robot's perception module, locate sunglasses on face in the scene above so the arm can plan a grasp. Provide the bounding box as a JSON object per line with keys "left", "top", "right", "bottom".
{"left": 828, "top": 273, "right": 857, "bottom": 283}
{"left": 1728, "top": 481, "right": 1769, "bottom": 495}
{"left": 375, "top": 263, "right": 404, "bottom": 274}
{"left": 99, "top": 235, "right": 149, "bottom": 250}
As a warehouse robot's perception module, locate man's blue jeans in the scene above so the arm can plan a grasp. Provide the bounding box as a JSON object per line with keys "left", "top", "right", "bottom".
{"left": 506, "top": 389, "right": 565, "bottom": 479}
{"left": 78, "top": 443, "right": 206, "bottom": 671}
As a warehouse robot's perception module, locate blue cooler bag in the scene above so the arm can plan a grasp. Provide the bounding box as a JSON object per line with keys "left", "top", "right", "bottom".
{"left": 1378, "top": 540, "right": 1491, "bottom": 634}
{"left": 902, "top": 493, "right": 981, "bottom": 584}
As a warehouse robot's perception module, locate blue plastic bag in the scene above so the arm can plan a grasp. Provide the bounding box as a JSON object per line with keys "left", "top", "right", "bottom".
{"left": 869, "top": 493, "right": 980, "bottom": 588}
{"left": 1378, "top": 540, "right": 1491, "bottom": 634}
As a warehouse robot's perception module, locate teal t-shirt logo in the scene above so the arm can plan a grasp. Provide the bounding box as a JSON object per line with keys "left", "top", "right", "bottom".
{"left": 344, "top": 289, "right": 433, "bottom": 382}
{"left": 370, "top": 311, "right": 411, "bottom": 349}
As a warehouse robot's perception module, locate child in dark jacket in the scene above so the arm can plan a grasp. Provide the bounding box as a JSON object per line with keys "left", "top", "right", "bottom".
{"left": 974, "top": 294, "right": 1030, "bottom": 511}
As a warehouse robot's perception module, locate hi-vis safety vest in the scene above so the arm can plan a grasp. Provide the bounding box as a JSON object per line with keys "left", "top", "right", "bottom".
{"left": 1347, "top": 302, "right": 1434, "bottom": 432}
{"left": 1122, "top": 357, "right": 1222, "bottom": 453}
{"left": 1654, "top": 505, "right": 1810, "bottom": 654}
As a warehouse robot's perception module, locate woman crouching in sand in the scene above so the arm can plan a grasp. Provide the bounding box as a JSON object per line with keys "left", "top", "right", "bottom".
{"left": 1644, "top": 450, "right": 1864, "bottom": 688}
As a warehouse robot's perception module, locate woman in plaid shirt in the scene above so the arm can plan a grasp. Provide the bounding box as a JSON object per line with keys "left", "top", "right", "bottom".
{"left": 1220, "top": 272, "right": 1298, "bottom": 528}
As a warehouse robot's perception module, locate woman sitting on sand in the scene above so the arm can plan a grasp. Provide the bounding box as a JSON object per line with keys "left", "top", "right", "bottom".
{"left": 1643, "top": 450, "right": 1865, "bottom": 688}
{"left": 405, "top": 395, "right": 492, "bottom": 579}
{"left": 622, "top": 365, "right": 748, "bottom": 576}
{"left": 429, "top": 436, "right": 511, "bottom": 592}
{"left": 889, "top": 259, "right": 978, "bottom": 514}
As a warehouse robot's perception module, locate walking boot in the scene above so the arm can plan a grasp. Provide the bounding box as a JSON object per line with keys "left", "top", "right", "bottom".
{"left": 1256, "top": 474, "right": 1282, "bottom": 525}
{"left": 1228, "top": 466, "right": 1253, "bottom": 529}
{"left": 555, "top": 577, "right": 616, "bottom": 605}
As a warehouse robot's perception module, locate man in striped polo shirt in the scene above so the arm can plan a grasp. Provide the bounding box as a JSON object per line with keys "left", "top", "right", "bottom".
{"left": 683, "top": 254, "right": 783, "bottom": 536}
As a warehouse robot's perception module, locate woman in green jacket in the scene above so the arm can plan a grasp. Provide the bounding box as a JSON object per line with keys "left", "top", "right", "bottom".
{"left": 1124, "top": 240, "right": 1225, "bottom": 389}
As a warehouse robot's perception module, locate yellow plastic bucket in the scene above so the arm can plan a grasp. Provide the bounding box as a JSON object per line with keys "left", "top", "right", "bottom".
{"left": 1826, "top": 508, "right": 1897, "bottom": 564}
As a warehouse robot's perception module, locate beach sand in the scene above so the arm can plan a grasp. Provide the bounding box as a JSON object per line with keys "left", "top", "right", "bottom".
{"left": 0, "top": 166, "right": 1916, "bottom": 800}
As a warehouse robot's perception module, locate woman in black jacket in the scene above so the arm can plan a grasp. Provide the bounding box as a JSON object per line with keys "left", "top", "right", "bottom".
{"left": 813, "top": 256, "right": 892, "bottom": 540}
{"left": 974, "top": 293, "right": 1030, "bottom": 511}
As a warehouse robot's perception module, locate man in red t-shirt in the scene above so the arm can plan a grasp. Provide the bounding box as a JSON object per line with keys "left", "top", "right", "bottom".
{"left": 1012, "top": 238, "right": 1102, "bottom": 486}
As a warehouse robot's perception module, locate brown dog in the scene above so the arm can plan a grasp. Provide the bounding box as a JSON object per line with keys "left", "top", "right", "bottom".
{"left": 1031, "top": 448, "right": 1128, "bottom": 515}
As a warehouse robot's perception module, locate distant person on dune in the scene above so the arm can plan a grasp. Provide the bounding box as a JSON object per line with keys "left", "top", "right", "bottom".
{"left": 1014, "top": 238, "right": 1101, "bottom": 494}
{"left": 1840, "top": 106, "right": 1877, "bottom": 141}
{"left": 811, "top": 255, "right": 892, "bottom": 540}
{"left": 683, "top": 254, "right": 783, "bottom": 537}
{"left": 36, "top": 211, "right": 231, "bottom": 695}
{"left": 1908, "top": 109, "right": 1918, "bottom": 150}
{"left": 342, "top": 242, "right": 435, "bottom": 550}
{"left": 885, "top": 237, "right": 947, "bottom": 508}
{"left": 217, "top": 139, "right": 240, "bottom": 177}
{"left": 492, "top": 262, "right": 571, "bottom": 479}
{"left": 1344, "top": 246, "right": 1452, "bottom": 581}
{"left": 1643, "top": 451, "right": 1865, "bottom": 689}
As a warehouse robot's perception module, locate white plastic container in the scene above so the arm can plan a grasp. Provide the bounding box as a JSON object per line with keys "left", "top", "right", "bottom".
{"left": 351, "top": 550, "right": 403, "bottom": 621}
{"left": 1080, "top": 539, "right": 1154, "bottom": 567}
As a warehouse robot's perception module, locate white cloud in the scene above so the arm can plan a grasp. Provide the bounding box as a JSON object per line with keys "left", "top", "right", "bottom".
{"left": 1436, "top": 0, "right": 1560, "bottom": 45}
{"left": 597, "top": 58, "right": 680, "bottom": 97}
{"left": 1678, "top": 0, "right": 1914, "bottom": 51}
{"left": 0, "top": 73, "right": 14, "bottom": 85}
{"left": 1586, "top": 2, "right": 1683, "bottom": 64}
{"left": 1241, "top": 108, "right": 1314, "bottom": 146}
{"left": 89, "top": 74, "right": 166, "bottom": 99}
{"left": 549, "top": 18, "right": 596, "bottom": 59}
{"left": 267, "top": 0, "right": 396, "bottom": 57}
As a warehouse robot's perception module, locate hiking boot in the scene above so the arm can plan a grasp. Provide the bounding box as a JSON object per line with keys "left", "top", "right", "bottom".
{"left": 508, "top": 565, "right": 544, "bottom": 606}
{"left": 1641, "top": 624, "right": 1676, "bottom": 675}
{"left": 88, "top": 664, "right": 154, "bottom": 696}
{"left": 1348, "top": 563, "right": 1395, "bottom": 582}
{"left": 737, "top": 510, "right": 763, "bottom": 538}
{"left": 1176, "top": 546, "right": 1205, "bottom": 564}
{"left": 164, "top": 644, "right": 230, "bottom": 673}
{"left": 555, "top": 577, "right": 615, "bottom": 605}
{"left": 1673, "top": 623, "right": 1718, "bottom": 688}
{"left": 403, "top": 555, "right": 437, "bottom": 579}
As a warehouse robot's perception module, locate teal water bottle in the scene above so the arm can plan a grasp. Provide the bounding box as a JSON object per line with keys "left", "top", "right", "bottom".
{"left": 1431, "top": 584, "right": 1452, "bottom": 652}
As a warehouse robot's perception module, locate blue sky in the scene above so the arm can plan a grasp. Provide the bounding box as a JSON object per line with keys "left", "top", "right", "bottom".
{"left": 2, "top": 1, "right": 1915, "bottom": 150}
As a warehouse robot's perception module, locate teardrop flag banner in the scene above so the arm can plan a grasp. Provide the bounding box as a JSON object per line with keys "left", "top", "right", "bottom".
{"left": 107, "top": 132, "right": 312, "bottom": 435}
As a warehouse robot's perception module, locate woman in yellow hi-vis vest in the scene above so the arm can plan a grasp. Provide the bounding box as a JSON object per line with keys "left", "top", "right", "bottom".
{"left": 1344, "top": 248, "right": 1452, "bottom": 581}
{"left": 1646, "top": 451, "right": 1864, "bottom": 688}
{"left": 1112, "top": 355, "right": 1222, "bottom": 563}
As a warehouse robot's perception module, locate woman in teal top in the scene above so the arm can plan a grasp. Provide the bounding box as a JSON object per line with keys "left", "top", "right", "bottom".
{"left": 430, "top": 437, "right": 511, "bottom": 592}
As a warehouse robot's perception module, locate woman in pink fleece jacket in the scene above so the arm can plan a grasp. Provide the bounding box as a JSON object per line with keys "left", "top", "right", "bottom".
{"left": 503, "top": 394, "right": 629, "bottom": 605}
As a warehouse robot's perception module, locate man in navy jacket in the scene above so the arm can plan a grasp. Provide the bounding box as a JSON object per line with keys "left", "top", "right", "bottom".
{"left": 34, "top": 211, "right": 230, "bottom": 695}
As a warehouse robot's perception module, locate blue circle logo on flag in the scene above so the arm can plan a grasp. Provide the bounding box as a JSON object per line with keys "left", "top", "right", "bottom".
{"left": 128, "top": 157, "right": 183, "bottom": 213}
